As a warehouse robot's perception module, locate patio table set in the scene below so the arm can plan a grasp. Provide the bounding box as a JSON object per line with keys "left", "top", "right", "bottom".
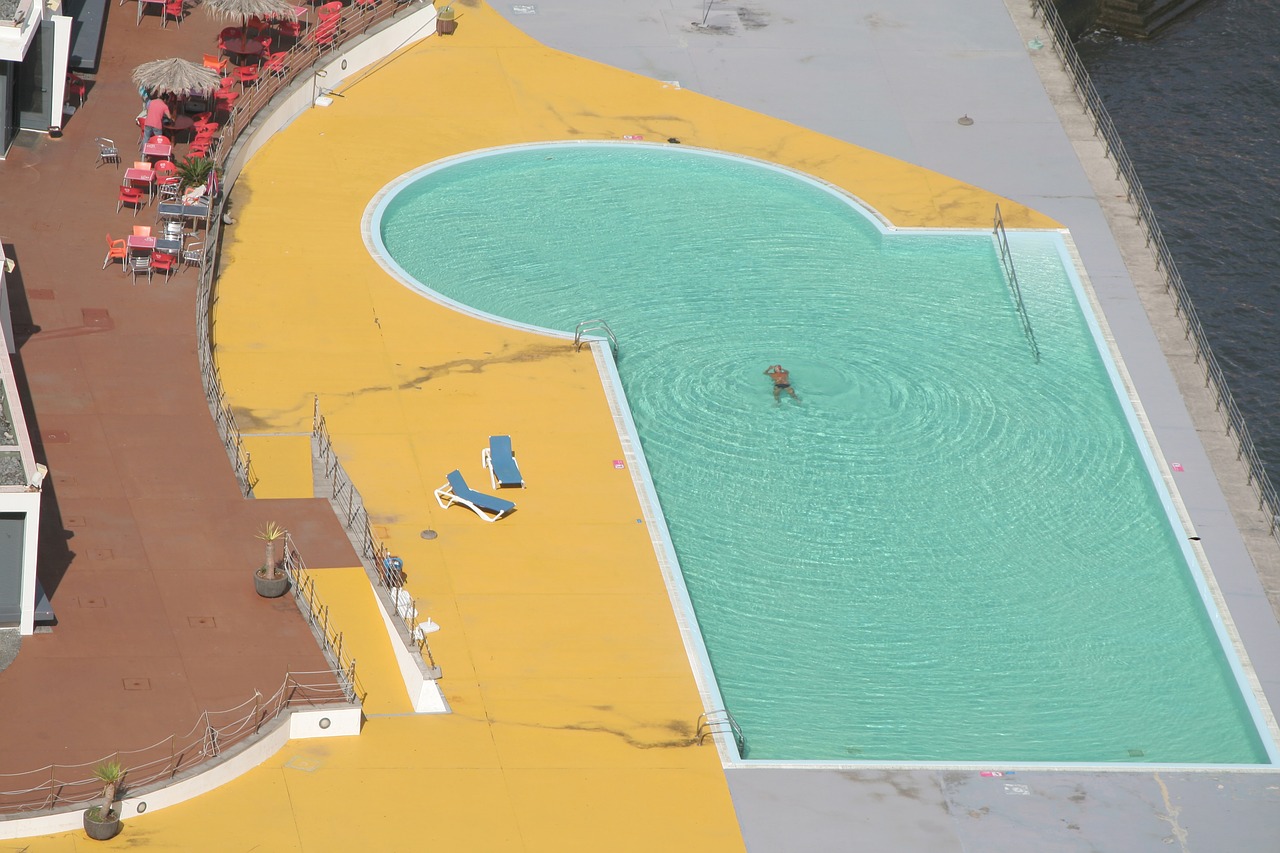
{"left": 103, "top": 218, "right": 206, "bottom": 283}
{"left": 101, "top": 129, "right": 212, "bottom": 280}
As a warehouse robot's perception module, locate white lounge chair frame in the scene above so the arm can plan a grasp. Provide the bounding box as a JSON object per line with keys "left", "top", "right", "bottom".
{"left": 434, "top": 470, "right": 515, "bottom": 522}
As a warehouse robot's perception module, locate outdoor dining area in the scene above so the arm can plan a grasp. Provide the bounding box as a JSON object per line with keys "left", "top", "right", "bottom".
{"left": 94, "top": 56, "right": 223, "bottom": 281}
{"left": 93, "top": 0, "right": 377, "bottom": 281}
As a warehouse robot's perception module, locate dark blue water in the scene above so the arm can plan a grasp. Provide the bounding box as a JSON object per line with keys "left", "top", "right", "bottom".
{"left": 1076, "top": 0, "right": 1280, "bottom": 484}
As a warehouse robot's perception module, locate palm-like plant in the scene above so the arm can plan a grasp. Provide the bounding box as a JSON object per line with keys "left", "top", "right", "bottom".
{"left": 176, "top": 155, "right": 219, "bottom": 191}
{"left": 90, "top": 761, "right": 125, "bottom": 820}
{"left": 256, "top": 521, "right": 286, "bottom": 581}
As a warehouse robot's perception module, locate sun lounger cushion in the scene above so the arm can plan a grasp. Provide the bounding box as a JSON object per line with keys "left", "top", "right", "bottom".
{"left": 434, "top": 469, "right": 515, "bottom": 522}
{"left": 483, "top": 434, "right": 525, "bottom": 488}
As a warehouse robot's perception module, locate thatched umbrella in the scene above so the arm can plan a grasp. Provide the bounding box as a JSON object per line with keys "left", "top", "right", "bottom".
{"left": 131, "top": 58, "right": 221, "bottom": 97}
{"left": 203, "top": 0, "right": 300, "bottom": 32}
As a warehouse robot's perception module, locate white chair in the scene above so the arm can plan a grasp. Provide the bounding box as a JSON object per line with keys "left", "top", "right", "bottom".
{"left": 95, "top": 137, "right": 120, "bottom": 169}
{"left": 393, "top": 588, "right": 417, "bottom": 622}
{"left": 179, "top": 241, "right": 204, "bottom": 272}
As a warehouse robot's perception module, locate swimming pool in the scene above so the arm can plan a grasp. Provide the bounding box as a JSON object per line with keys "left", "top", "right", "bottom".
{"left": 368, "top": 143, "right": 1276, "bottom": 765}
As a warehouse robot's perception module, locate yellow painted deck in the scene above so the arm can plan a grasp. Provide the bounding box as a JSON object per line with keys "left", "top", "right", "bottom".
{"left": 18, "top": 2, "right": 1055, "bottom": 850}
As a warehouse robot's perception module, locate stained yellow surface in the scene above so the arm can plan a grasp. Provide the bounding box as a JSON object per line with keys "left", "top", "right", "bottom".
{"left": 17, "top": 2, "right": 1058, "bottom": 850}
{"left": 305, "top": 566, "right": 413, "bottom": 715}
{"left": 242, "top": 434, "right": 313, "bottom": 498}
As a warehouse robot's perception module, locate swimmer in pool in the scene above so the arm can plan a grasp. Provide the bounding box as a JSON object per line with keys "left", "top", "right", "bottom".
{"left": 764, "top": 364, "right": 799, "bottom": 403}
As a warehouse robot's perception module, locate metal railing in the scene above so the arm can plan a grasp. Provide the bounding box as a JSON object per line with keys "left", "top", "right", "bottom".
{"left": 574, "top": 318, "right": 617, "bottom": 353}
{"left": 210, "top": 0, "right": 431, "bottom": 164}
{"left": 993, "top": 203, "right": 1041, "bottom": 364}
{"left": 0, "top": 669, "right": 350, "bottom": 814}
{"left": 194, "top": 212, "right": 256, "bottom": 496}
{"left": 311, "top": 398, "right": 441, "bottom": 670}
{"left": 194, "top": 0, "right": 434, "bottom": 497}
{"left": 281, "top": 532, "right": 365, "bottom": 705}
{"left": 695, "top": 709, "right": 745, "bottom": 753}
{"left": 1032, "top": 0, "right": 1280, "bottom": 535}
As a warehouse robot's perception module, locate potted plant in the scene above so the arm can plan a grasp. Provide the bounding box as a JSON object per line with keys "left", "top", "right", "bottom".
{"left": 83, "top": 760, "right": 124, "bottom": 841}
{"left": 436, "top": 3, "right": 456, "bottom": 34}
{"left": 175, "top": 155, "right": 219, "bottom": 191}
{"left": 254, "top": 521, "right": 290, "bottom": 598}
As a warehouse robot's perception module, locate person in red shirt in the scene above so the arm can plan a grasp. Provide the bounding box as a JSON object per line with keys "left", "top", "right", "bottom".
{"left": 143, "top": 98, "right": 171, "bottom": 144}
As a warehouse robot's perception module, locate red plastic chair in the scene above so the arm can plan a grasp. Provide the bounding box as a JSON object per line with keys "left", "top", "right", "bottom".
{"left": 163, "top": 0, "right": 184, "bottom": 27}
{"left": 235, "top": 65, "right": 260, "bottom": 86}
{"left": 155, "top": 161, "right": 180, "bottom": 189}
{"left": 275, "top": 18, "right": 303, "bottom": 40}
{"left": 263, "top": 51, "right": 289, "bottom": 77}
{"left": 313, "top": 19, "right": 339, "bottom": 48}
{"left": 116, "top": 186, "right": 146, "bottom": 215}
{"left": 220, "top": 26, "right": 244, "bottom": 40}
{"left": 213, "top": 89, "right": 240, "bottom": 114}
{"left": 203, "top": 53, "right": 229, "bottom": 74}
{"left": 102, "top": 234, "right": 128, "bottom": 270}
{"left": 150, "top": 251, "right": 177, "bottom": 281}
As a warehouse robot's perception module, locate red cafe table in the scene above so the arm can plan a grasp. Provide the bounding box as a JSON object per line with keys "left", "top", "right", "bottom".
{"left": 221, "top": 37, "right": 266, "bottom": 65}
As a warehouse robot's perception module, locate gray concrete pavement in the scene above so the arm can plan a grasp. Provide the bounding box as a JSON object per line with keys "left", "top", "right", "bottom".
{"left": 490, "top": 1, "right": 1280, "bottom": 849}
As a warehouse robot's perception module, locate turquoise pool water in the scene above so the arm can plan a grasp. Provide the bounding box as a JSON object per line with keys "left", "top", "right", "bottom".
{"left": 372, "top": 143, "right": 1273, "bottom": 764}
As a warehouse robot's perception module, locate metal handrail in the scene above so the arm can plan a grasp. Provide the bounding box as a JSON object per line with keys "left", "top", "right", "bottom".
{"left": 0, "top": 669, "right": 351, "bottom": 814}
{"left": 281, "top": 532, "right": 365, "bottom": 705}
{"left": 696, "top": 709, "right": 745, "bottom": 753}
{"left": 1032, "top": 0, "right": 1280, "bottom": 535}
{"left": 574, "top": 318, "right": 618, "bottom": 353}
{"left": 194, "top": 210, "right": 256, "bottom": 497}
{"left": 311, "top": 397, "right": 441, "bottom": 672}
{"left": 194, "top": 0, "right": 432, "bottom": 498}
{"left": 993, "top": 203, "right": 1041, "bottom": 363}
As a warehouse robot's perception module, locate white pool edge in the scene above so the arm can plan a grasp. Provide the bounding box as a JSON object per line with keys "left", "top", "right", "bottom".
{"left": 361, "top": 140, "right": 1280, "bottom": 769}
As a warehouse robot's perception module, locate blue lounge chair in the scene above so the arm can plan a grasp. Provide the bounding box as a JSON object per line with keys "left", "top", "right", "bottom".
{"left": 434, "top": 469, "right": 516, "bottom": 522}
{"left": 481, "top": 434, "right": 525, "bottom": 489}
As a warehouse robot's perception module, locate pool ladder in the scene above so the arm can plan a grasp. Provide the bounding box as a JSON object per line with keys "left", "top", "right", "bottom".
{"left": 696, "top": 709, "right": 745, "bottom": 753}
{"left": 574, "top": 319, "right": 618, "bottom": 354}
{"left": 993, "top": 204, "right": 1041, "bottom": 364}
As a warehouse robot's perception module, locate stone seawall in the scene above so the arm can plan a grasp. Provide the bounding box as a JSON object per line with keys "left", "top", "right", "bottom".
{"left": 1052, "top": 0, "right": 1209, "bottom": 38}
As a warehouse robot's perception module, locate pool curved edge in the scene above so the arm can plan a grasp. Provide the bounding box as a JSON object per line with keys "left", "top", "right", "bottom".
{"left": 361, "top": 139, "right": 999, "bottom": 341}
{"left": 362, "top": 142, "right": 1280, "bottom": 768}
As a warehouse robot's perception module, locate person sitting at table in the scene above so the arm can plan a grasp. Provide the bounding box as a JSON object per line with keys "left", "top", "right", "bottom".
{"left": 143, "top": 98, "right": 171, "bottom": 145}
